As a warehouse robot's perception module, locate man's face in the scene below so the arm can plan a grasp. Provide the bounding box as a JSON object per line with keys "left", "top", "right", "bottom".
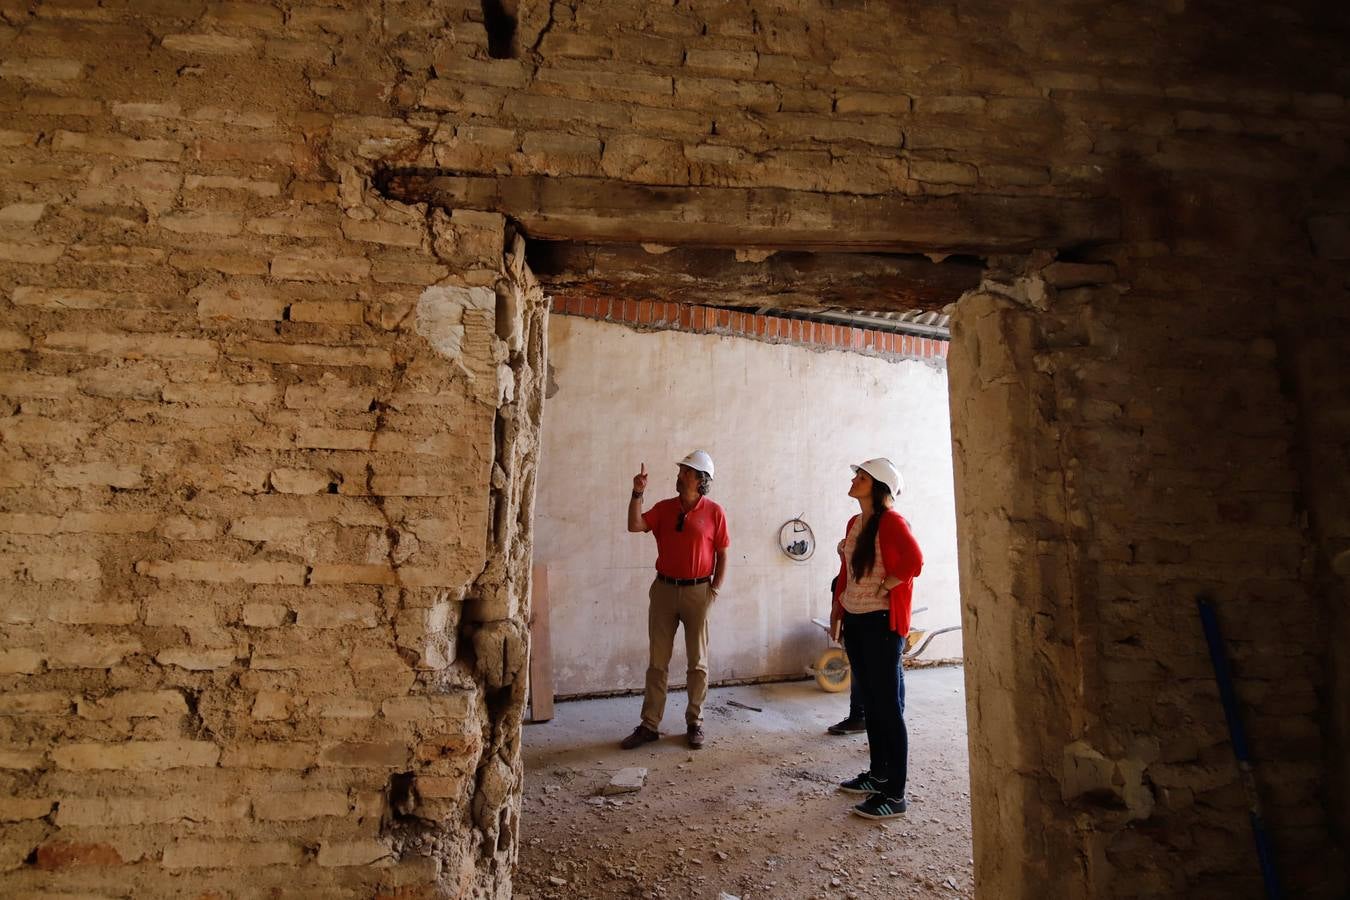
{"left": 677, "top": 465, "right": 700, "bottom": 493}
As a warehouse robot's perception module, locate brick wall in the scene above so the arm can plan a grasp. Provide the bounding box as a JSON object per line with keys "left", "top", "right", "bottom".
{"left": 551, "top": 294, "right": 950, "bottom": 361}
{"left": 0, "top": 1, "right": 1346, "bottom": 897}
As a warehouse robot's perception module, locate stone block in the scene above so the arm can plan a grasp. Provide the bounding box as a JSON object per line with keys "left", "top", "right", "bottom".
{"left": 77, "top": 691, "right": 187, "bottom": 720}
{"left": 240, "top": 601, "right": 291, "bottom": 627}
{"left": 836, "top": 91, "right": 912, "bottom": 116}
{"left": 269, "top": 468, "right": 334, "bottom": 494}
{"left": 0, "top": 57, "right": 83, "bottom": 81}
{"left": 0, "top": 750, "right": 44, "bottom": 770}
{"left": 317, "top": 839, "right": 393, "bottom": 867}
{"left": 52, "top": 740, "right": 220, "bottom": 770}
{"left": 52, "top": 130, "right": 183, "bottom": 161}
{"left": 683, "top": 48, "right": 757, "bottom": 78}
{"left": 157, "top": 648, "right": 239, "bottom": 670}
{"left": 0, "top": 692, "right": 70, "bottom": 716}
{"left": 254, "top": 791, "right": 348, "bottom": 821}
{"left": 161, "top": 840, "right": 303, "bottom": 869}
{"left": 48, "top": 640, "right": 143, "bottom": 670}
{"left": 237, "top": 341, "right": 394, "bottom": 369}
{"left": 221, "top": 742, "right": 317, "bottom": 769}
{"left": 34, "top": 841, "right": 123, "bottom": 869}
{"left": 160, "top": 516, "right": 220, "bottom": 540}
{"left": 271, "top": 254, "right": 372, "bottom": 283}
{"left": 56, "top": 794, "right": 248, "bottom": 826}
{"left": 319, "top": 741, "right": 410, "bottom": 768}
{"left": 0, "top": 798, "right": 54, "bottom": 822}
{"left": 284, "top": 382, "right": 376, "bottom": 411}
{"left": 0, "top": 241, "right": 66, "bottom": 264}
{"left": 309, "top": 564, "right": 398, "bottom": 586}
{"left": 909, "top": 159, "right": 978, "bottom": 186}
{"left": 251, "top": 690, "right": 290, "bottom": 720}
{"left": 41, "top": 331, "right": 217, "bottom": 360}
{"left": 0, "top": 553, "right": 101, "bottom": 582}
{"left": 289, "top": 300, "right": 366, "bottom": 325}
{"left": 185, "top": 174, "right": 282, "bottom": 196}
{"left": 161, "top": 33, "right": 257, "bottom": 55}
{"left": 368, "top": 476, "right": 453, "bottom": 497}
{"left": 294, "top": 599, "right": 381, "bottom": 628}
{"left": 160, "top": 211, "right": 244, "bottom": 235}
{"left": 136, "top": 559, "right": 307, "bottom": 585}
{"left": 51, "top": 462, "right": 144, "bottom": 488}
{"left": 310, "top": 696, "right": 377, "bottom": 719}
{"left": 0, "top": 649, "right": 44, "bottom": 674}
{"left": 296, "top": 427, "right": 372, "bottom": 451}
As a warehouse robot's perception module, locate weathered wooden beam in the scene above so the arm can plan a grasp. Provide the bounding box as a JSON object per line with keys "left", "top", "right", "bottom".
{"left": 380, "top": 172, "right": 1120, "bottom": 255}
{"left": 527, "top": 242, "right": 983, "bottom": 312}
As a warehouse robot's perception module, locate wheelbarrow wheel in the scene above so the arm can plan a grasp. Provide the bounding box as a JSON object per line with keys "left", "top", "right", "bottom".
{"left": 814, "top": 647, "right": 851, "bottom": 693}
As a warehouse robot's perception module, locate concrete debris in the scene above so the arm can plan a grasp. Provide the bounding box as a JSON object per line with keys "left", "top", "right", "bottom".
{"left": 602, "top": 766, "right": 649, "bottom": 795}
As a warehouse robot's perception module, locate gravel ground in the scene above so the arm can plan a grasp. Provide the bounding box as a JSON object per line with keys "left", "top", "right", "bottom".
{"left": 516, "top": 665, "right": 972, "bottom": 900}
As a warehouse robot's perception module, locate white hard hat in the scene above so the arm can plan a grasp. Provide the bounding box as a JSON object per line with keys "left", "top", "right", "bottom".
{"left": 677, "top": 450, "right": 715, "bottom": 478}
{"left": 851, "top": 457, "right": 903, "bottom": 496}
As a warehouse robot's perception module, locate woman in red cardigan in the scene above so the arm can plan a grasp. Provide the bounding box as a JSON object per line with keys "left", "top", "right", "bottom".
{"left": 828, "top": 457, "right": 924, "bottom": 819}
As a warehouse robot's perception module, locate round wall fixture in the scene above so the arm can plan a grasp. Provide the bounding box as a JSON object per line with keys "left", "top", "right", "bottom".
{"left": 778, "top": 517, "right": 815, "bottom": 561}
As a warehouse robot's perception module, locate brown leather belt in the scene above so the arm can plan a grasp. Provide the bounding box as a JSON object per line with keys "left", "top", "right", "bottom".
{"left": 655, "top": 573, "right": 712, "bottom": 586}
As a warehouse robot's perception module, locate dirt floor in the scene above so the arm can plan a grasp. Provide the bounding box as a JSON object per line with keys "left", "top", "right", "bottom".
{"left": 515, "top": 665, "right": 972, "bottom": 900}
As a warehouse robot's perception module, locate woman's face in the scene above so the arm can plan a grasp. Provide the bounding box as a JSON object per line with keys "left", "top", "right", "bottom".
{"left": 848, "top": 469, "right": 873, "bottom": 499}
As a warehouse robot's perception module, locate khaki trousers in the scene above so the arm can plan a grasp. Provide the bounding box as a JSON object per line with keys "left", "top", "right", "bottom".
{"left": 640, "top": 578, "right": 714, "bottom": 731}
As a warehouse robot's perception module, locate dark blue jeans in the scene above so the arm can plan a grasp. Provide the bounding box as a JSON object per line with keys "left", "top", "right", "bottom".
{"left": 843, "top": 610, "right": 908, "bottom": 798}
{"left": 845, "top": 638, "right": 903, "bottom": 721}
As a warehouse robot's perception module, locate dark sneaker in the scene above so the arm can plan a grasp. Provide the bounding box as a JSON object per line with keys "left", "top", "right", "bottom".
{"left": 827, "top": 716, "right": 867, "bottom": 735}
{"left": 852, "top": 793, "right": 907, "bottom": 819}
{"left": 620, "top": 725, "right": 659, "bottom": 750}
{"left": 838, "top": 772, "right": 888, "bottom": 795}
{"left": 686, "top": 723, "right": 705, "bottom": 749}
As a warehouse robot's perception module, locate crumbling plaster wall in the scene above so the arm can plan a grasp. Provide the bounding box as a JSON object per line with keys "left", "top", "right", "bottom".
{"left": 0, "top": 1, "right": 1346, "bottom": 898}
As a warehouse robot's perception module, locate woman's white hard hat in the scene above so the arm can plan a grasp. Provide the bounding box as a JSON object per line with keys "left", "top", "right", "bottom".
{"left": 851, "top": 457, "right": 903, "bottom": 496}
{"left": 677, "top": 450, "right": 715, "bottom": 478}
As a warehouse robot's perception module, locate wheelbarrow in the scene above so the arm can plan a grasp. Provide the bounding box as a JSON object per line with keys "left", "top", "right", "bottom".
{"left": 806, "top": 607, "right": 962, "bottom": 692}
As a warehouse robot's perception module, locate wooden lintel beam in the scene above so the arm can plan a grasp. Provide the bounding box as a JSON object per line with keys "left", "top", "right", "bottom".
{"left": 526, "top": 242, "right": 984, "bottom": 312}
{"left": 380, "top": 172, "right": 1120, "bottom": 255}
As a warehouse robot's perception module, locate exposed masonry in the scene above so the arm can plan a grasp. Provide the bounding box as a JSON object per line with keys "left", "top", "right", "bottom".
{"left": 550, "top": 294, "right": 950, "bottom": 361}
{"left": 0, "top": 1, "right": 1346, "bottom": 899}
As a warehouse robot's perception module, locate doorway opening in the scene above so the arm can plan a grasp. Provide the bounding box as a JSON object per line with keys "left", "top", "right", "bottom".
{"left": 519, "top": 240, "right": 979, "bottom": 897}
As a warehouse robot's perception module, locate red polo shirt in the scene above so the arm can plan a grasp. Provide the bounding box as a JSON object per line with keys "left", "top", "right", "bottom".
{"left": 642, "top": 496, "right": 730, "bottom": 580}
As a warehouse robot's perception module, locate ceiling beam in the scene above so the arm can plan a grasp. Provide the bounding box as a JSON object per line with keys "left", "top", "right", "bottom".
{"left": 379, "top": 171, "right": 1120, "bottom": 256}
{"left": 526, "top": 242, "right": 983, "bottom": 312}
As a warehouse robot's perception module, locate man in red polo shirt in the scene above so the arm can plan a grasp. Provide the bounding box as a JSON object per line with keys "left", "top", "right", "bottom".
{"left": 621, "top": 450, "right": 730, "bottom": 750}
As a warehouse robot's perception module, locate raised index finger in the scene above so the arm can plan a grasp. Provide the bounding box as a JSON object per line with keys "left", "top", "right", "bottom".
{"left": 640, "top": 463, "right": 646, "bottom": 474}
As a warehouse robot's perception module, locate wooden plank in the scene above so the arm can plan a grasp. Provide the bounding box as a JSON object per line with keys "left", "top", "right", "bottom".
{"left": 527, "top": 563, "right": 554, "bottom": 723}
{"left": 379, "top": 172, "right": 1120, "bottom": 255}
{"left": 528, "top": 242, "right": 984, "bottom": 312}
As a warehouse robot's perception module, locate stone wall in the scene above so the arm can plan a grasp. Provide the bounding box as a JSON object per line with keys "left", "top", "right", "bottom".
{"left": 0, "top": 1, "right": 1346, "bottom": 897}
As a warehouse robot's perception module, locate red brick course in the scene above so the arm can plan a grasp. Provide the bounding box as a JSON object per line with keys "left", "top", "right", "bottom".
{"left": 550, "top": 295, "right": 949, "bottom": 361}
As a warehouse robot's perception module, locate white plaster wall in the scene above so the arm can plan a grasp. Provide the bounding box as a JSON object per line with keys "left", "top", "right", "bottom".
{"left": 535, "top": 315, "right": 961, "bottom": 698}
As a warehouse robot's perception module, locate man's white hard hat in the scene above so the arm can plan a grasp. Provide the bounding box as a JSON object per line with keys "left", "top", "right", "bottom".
{"left": 851, "top": 457, "right": 903, "bottom": 496}
{"left": 677, "top": 450, "right": 715, "bottom": 478}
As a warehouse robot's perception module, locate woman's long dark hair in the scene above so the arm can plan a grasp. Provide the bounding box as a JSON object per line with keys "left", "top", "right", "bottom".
{"left": 850, "top": 479, "right": 893, "bottom": 581}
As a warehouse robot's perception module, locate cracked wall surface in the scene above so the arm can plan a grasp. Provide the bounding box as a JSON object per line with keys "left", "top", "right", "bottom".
{"left": 0, "top": 1, "right": 1347, "bottom": 898}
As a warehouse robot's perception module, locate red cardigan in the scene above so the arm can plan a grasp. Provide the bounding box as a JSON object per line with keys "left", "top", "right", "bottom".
{"left": 831, "top": 509, "right": 924, "bottom": 635}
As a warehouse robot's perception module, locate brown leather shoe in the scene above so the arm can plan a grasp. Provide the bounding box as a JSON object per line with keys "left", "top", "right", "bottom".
{"left": 686, "top": 723, "right": 705, "bottom": 749}
{"left": 620, "top": 725, "right": 659, "bottom": 750}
